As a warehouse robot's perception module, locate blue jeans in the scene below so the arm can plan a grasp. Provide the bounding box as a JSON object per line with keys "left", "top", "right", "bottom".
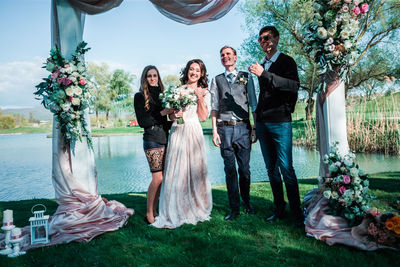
{"left": 217, "top": 123, "right": 251, "bottom": 212}
{"left": 256, "top": 122, "right": 301, "bottom": 216}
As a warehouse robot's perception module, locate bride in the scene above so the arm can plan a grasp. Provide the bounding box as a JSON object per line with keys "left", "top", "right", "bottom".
{"left": 152, "top": 59, "right": 213, "bottom": 229}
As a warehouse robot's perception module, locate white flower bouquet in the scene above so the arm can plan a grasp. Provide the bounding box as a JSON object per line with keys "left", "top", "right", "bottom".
{"left": 305, "top": 0, "right": 369, "bottom": 92}
{"left": 159, "top": 86, "right": 197, "bottom": 124}
{"left": 35, "top": 42, "right": 94, "bottom": 149}
{"left": 319, "top": 142, "right": 373, "bottom": 226}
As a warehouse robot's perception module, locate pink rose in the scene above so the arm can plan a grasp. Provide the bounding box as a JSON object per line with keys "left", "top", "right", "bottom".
{"left": 339, "top": 186, "right": 347, "bottom": 195}
{"left": 57, "top": 78, "right": 63, "bottom": 84}
{"left": 343, "top": 175, "right": 351, "bottom": 184}
{"left": 353, "top": 6, "right": 361, "bottom": 15}
{"left": 361, "top": 3, "right": 369, "bottom": 13}
{"left": 51, "top": 70, "right": 60, "bottom": 79}
{"left": 62, "top": 78, "right": 72, "bottom": 86}
{"left": 69, "top": 96, "right": 74, "bottom": 102}
{"left": 64, "top": 64, "right": 69, "bottom": 68}
{"left": 342, "top": 6, "right": 349, "bottom": 12}
{"left": 79, "top": 78, "right": 86, "bottom": 85}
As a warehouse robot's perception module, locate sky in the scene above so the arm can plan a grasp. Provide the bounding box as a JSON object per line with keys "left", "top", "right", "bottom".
{"left": 0, "top": 0, "right": 251, "bottom": 109}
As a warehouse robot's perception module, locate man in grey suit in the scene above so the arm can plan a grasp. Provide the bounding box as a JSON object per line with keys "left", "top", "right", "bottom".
{"left": 210, "top": 46, "right": 257, "bottom": 221}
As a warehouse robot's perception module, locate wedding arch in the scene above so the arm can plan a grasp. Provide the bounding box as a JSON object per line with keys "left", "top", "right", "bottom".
{"left": 13, "top": 0, "right": 239, "bottom": 249}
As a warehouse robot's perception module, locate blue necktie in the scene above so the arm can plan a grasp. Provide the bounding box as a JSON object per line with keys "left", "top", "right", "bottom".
{"left": 227, "top": 73, "right": 234, "bottom": 85}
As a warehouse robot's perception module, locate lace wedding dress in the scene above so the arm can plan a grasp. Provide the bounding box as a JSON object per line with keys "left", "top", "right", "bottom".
{"left": 152, "top": 93, "right": 212, "bottom": 229}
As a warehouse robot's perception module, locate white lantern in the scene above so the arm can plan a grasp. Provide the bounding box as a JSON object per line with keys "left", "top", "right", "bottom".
{"left": 29, "top": 204, "right": 49, "bottom": 245}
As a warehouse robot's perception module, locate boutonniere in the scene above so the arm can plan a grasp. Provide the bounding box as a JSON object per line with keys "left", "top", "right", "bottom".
{"left": 237, "top": 74, "right": 248, "bottom": 85}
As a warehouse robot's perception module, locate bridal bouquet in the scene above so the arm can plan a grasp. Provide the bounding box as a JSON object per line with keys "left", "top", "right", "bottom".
{"left": 34, "top": 42, "right": 93, "bottom": 149}
{"left": 159, "top": 86, "right": 197, "bottom": 124}
{"left": 305, "top": 0, "right": 369, "bottom": 92}
{"left": 319, "top": 142, "right": 373, "bottom": 226}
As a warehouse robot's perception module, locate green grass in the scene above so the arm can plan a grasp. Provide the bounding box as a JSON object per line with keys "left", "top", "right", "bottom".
{"left": 1, "top": 172, "right": 398, "bottom": 266}
{"left": 0, "top": 126, "right": 51, "bottom": 135}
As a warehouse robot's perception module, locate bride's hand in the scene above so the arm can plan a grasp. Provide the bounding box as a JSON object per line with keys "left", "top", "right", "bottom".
{"left": 194, "top": 87, "right": 204, "bottom": 99}
{"left": 169, "top": 109, "right": 183, "bottom": 121}
{"left": 160, "top": 108, "right": 174, "bottom": 116}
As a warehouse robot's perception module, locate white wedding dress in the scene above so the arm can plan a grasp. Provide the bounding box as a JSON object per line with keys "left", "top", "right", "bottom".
{"left": 152, "top": 93, "right": 213, "bottom": 229}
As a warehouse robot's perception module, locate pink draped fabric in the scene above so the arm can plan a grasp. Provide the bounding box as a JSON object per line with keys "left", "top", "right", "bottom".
{"left": 304, "top": 189, "right": 395, "bottom": 251}
{"left": 66, "top": 0, "right": 123, "bottom": 14}
{"left": 150, "top": 0, "right": 239, "bottom": 25}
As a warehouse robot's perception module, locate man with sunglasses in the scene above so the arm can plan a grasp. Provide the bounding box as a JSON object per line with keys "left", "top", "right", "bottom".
{"left": 248, "top": 26, "right": 304, "bottom": 228}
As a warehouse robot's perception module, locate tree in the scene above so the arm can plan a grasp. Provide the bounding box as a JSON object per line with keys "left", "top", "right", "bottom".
{"left": 238, "top": 0, "right": 400, "bottom": 120}
{"left": 0, "top": 115, "right": 16, "bottom": 129}
{"left": 162, "top": 75, "right": 181, "bottom": 88}
{"left": 87, "top": 62, "right": 112, "bottom": 127}
{"left": 107, "top": 69, "right": 136, "bottom": 122}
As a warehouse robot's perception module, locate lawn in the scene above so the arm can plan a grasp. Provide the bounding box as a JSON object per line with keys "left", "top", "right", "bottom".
{"left": 1, "top": 172, "right": 398, "bottom": 266}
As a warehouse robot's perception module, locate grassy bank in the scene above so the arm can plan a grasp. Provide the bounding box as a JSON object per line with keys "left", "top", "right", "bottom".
{"left": 0, "top": 126, "right": 51, "bottom": 135}
{"left": 1, "top": 172, "right": 398, "bottom": 266}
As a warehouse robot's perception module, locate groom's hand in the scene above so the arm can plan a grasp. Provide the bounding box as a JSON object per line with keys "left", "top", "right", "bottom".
{"left": 212, "top": 131, "right": 221, "bottom": 147}
{"left": 248, "top": 62, "right": 264, "bottom": 77}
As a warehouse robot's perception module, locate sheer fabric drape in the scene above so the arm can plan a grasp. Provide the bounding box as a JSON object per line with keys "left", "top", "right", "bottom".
{"left": 149, "top": 0, "right": 239, "bottom": 25}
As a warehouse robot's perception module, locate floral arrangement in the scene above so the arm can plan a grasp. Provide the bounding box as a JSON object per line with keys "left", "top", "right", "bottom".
{"left": 319, "top": 142, "right": 373, "bottom": 226}
{"left": 159, "top": 86, "right": 197, "bottom": 124}
{"left": 35, "top": 42, "right": 93, "bottom": 149}
{"left": 305, "top": 0, "right": 369, "bottom": 92}
{"left": 365, "top": 208, "right": 400, "bottom": 247}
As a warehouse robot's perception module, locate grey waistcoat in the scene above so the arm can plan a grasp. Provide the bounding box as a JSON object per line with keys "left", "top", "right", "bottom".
{"left": 215, "top": 71, "right": 249, "bottom": 121}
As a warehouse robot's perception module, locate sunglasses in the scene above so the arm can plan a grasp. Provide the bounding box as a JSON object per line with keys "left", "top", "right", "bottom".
{"left": 258, "top": 35, "right": 273, "bottom": 42}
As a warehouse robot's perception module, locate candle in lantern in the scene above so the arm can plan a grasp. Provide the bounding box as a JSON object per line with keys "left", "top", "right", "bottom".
{"left": 3, "top": 209, "right": 13, "bottom": 226}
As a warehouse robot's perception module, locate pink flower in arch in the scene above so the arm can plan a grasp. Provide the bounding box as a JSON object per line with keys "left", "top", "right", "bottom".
{"left": 361, "top": 3, "right": 369, "bottom": 13}
{"left": 343, "top": 175, "right": 351, "bottom": 184}
{"left": 51, "top": 70, "right": 60, "bottom": 79}
{"left": 62, "top": 78, "right": 72, "bottom": 86}
{"left": 353, "top": 6, "right": 361, "bottom": 15}
{"left": 339, "top": 186, "right": 347, "bottom": 195}
{"left": 79, "top": 77, "right": 86, "bottom": 85}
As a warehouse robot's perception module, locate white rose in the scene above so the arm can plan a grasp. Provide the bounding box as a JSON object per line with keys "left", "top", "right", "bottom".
{"left": 62, "top": 102, "right": 71, "bottom": 112}
{"left": 323, "top": 190, "right": 332, "bottom": 199}
{"left": 343, "top": 158, "right": 353, "bottom": 166}
{"left": 331, "top": 191, "right": 339, "bottom": 199}
{"left": 317, "top": 27, "right": 328, "bottom": 39}
{"left": 74, "top": 86, "right": 83, "bottom": 96}
{"left": 70, "top": 113, "right": 76, "bottom": 120}
{"left": 327, "top": 27, "right": 336, "bottom": 37}
{"left": 71, "top": 98, "right": 80, "bottom": 106}
{"left": 326, "top": 38, "right": 334, "bottom": 45}
{"left": 350, "top": 167, "right": 359, "bottom": 177}
{"left": 340, "top": 30, "right": 350, "bottom": 39}
{"left": 65, "top": 87, "right": 74, "bottom": 97}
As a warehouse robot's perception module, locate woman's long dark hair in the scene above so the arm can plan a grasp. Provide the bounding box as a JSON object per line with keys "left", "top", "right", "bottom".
{"left": 180, "top": 59, "right": 208, "bottom": 88}
{"left": 139, "top": 65, "right": 164, "bottom": 111}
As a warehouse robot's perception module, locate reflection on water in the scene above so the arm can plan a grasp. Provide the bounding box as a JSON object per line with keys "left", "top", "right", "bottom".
{"left": 0, "top": 133, "right": 399, "bottom": 201}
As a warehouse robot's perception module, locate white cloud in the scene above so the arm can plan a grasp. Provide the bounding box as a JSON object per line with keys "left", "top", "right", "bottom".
{"left": 0, "top": 57, "right": 48, "bottom": 107}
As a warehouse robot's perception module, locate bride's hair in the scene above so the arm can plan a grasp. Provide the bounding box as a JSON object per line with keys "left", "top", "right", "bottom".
{"left": 139, "top": 65, "right": 164, "bottom": 111}
{"left": 180, "top": 59, "right": 208, "bottom": 88}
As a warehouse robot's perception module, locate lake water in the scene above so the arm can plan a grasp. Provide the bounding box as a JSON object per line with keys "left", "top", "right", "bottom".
{"left": 1, "top": 133, "right": 399, "bottom": 201}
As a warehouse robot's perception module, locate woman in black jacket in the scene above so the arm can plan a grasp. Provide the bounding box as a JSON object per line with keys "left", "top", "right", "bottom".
{"left": 134, "top": 65, "right": 172, "bottom": 224}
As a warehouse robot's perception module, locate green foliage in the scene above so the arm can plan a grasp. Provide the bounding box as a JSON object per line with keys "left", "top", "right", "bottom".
{"left": 238, "top": 0, "right": 400, "bottom": 118}
{"left": 162, "top": 75, "right": 181, "bottom": 88}
{"left": 0, "top": 174, "right": 398, "bottom": 266}
{"left": 0, "top": 115, "right": 16, "bottom": 129}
